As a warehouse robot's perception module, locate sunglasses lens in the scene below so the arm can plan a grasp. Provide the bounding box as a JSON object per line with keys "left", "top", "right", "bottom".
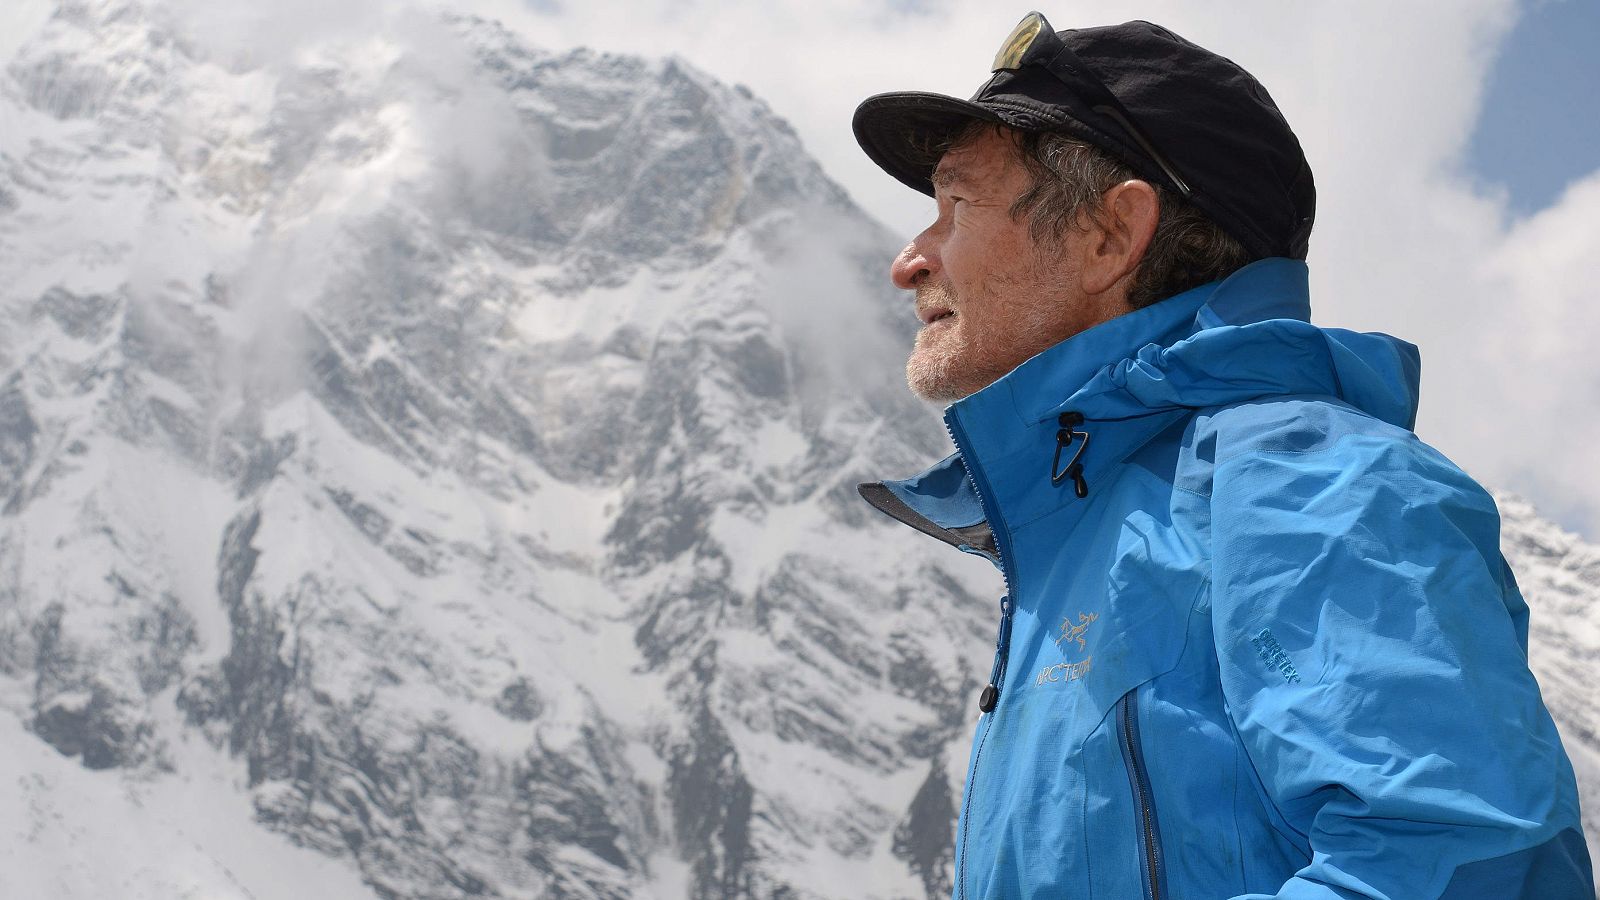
{"left": 992, "top": 12, "right": 1047, "bottom": 72}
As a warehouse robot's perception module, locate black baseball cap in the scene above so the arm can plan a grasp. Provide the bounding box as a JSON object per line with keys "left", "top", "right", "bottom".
{"left": 853, "top": 13, "right": 1315, "bottom": 260}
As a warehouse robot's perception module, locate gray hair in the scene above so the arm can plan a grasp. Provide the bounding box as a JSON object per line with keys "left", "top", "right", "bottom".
{"left": 925, "top": 123, "right": 1251, "bottom": 310}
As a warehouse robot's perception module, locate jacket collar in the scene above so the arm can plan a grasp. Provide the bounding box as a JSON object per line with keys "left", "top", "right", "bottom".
{"left": 953, "top": 257, "right": 1311, "bottom": 433}
{"left": 861, "top": 258, "right": 1328, "bottom": 538}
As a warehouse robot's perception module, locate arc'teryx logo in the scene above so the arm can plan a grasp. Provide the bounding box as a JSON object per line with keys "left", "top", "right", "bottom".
{"left": 1053, "top": 612, "right": 1098, "bottom": 653}
{"left": 1037, "top": 611, "right": 1098, "bottom": 687}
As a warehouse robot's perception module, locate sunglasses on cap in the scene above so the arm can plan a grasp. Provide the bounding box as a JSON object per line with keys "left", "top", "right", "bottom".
{"left": 991, "top": 12, "right": 1195, "bottom": 200}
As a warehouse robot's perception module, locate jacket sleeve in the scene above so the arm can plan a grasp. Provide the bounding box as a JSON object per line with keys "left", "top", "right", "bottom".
{"left": 1207, "top": 430, "right": 1594, "bottom": 900}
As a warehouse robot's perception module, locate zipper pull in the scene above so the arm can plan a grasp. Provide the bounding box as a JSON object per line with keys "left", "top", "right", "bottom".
{"left": 979, "top": 596, "right": 1014, "bottom": 714}
{"left": 979, "top": 684, "right": 998, "bottom": 713}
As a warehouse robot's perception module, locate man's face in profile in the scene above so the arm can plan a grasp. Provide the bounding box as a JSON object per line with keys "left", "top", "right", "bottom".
{"left": 889, "top": 127, "right": 1104, "bottom": 404}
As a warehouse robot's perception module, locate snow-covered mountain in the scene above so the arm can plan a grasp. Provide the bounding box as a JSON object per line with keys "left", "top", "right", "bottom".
{"left": 0, "top": 3, "right": 989, "bottom": 897}
{"left": 0, "top": 3, "right": 1594, "bottom": 898}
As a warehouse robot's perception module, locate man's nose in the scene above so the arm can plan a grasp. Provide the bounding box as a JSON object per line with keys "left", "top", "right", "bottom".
{"left": 890, "top": 237, "right": 937, "bottom": 290}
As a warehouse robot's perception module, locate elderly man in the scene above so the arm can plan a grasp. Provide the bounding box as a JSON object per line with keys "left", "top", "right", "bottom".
{"left": 853, "top": 13, "right": 1593, "bottom": 900}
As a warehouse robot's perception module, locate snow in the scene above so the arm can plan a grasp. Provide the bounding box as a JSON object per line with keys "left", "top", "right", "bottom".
{"left": 511, "top": 264, "right": 685, "bottom": 346}
{"left": 749, "top": 416, "right": 809, "bottom": 472}
{"left": 0, "top": 691, "right": 378, "bottom": 900}
{"left": 504, "top": 474, "right": 617, "bottom": 562}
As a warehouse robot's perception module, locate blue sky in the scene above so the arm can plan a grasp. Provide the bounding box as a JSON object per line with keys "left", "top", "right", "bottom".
{"left": 1468, "top": 0, "right": 1600, "bottom": 215}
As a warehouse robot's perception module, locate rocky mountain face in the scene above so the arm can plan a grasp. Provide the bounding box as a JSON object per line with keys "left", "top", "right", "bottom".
{"left": 0, "top": 3, "right": 992, "bottom": 897}
{"left": 0, "top": 3, "right": 1594, "bottom": 898}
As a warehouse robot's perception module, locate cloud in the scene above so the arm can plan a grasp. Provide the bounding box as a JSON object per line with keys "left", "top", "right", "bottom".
{"left": 1466, "top": 171, "right": 1600, "bottom": 533}
{"left": 161, "top": 0, "right": 391, "bottom": 70}
{"left": 0, "top": 1, "right": 53, "bottom": 68}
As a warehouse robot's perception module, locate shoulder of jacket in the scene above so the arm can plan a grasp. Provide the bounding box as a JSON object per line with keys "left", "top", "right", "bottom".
{"left": 1173, "top": 396, "right": 1504, "bottom": 573}
{"left": 1167, "top": 393, "right": 1448, "bottom": 502}
{"left": 1189, "top": 393, "right": 1419, "bottom": 467}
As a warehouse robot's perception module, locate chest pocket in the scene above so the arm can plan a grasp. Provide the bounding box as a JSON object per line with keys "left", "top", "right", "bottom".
{"left": 1004, "top": 507, "right": 1207, "bottom": 753}
{"left": 955, "top": 508, "right": 1209, "bottom": 899}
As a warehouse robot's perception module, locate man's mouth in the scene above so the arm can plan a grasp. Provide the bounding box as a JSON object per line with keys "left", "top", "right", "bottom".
{"left": 919, "top": 308, "right": 955, "bottom": 325}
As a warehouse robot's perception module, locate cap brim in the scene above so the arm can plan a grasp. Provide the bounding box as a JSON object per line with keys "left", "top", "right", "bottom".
{"left": 853, "top": 92, "right": 1005, "bottom": 197}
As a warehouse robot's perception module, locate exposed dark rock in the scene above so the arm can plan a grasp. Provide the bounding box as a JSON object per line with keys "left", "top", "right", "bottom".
{"left": 35, "top": 287, "right": 120, "bottom": 341}
{"left": 385, "top": 529, "right": 440, "bottom": 577}
{"left": 494, "top": 677, "right": 544, "bottom": 722}
{"left": 178, "top": 508, "right": 301, "bottom": 785}
{"left": 28, "top": 599, "right": 157, "bottom": 772}
{"left": 0, "top": 373, "right": 38, "bottom": 508}
{"left": 607, "top": 475, "right": 713, "bottom": 573}
{"left": 892, "top": 756, "right": 955, "bottom": 900}
{"left": 234, "top": 434, "right": 297, "bottom": 497}
{"left": 633, "top": 573, "right": 741, "bottom": 671}
{"left": 521, "top": 740, "right": 632, "bottom": 871}
{"left": 129, "top": 591, "right": 198, "bottom": 694}
{"left": 668, "top": 702, "right": 754, "bottom": 900}
{"left": 300, "top": 316, "right": 416, "bottom": 462}
{"left": 33, "top": 683, "right": 144, "bottom": 770}
{"left": 326, "top": 486, "right": 392, "bottom": 544}
{"left": 727, "top": 333, "right": 788, "bottom": 401}
{"left": 30, "top": 603, "right": 73, "bottom": 697}
{"left": 251, "top": 717, "right": 500, "bottom": 899}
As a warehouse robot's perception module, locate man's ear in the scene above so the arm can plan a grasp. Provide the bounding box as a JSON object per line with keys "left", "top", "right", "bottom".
{"left": 1080, "top": 180, "right": 1159, "bottom": 297}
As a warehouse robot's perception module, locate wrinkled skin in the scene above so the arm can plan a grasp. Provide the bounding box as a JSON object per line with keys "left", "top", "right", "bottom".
{"left": 890, "top": 127, "right": 1156, "bottom": 403}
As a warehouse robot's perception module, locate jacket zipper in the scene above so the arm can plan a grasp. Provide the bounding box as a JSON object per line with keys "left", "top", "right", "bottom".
{"left": 1118, "top": 690, "right": 1166, "bottom": 900}
{"left": 943, "top": 411, "right": 1017, "bottom": 594}
{"left": 944, "top": 411, "right": 1019, "bottom": 900}
{"left": 956, "top": 693, "right": 996, "bottom": 900}
{"left": 943, "top": 412, "right": 1019, "bottom": 711}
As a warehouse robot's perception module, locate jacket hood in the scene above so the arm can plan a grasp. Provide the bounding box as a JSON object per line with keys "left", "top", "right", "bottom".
{"left": 865, "top": 258, "right": 1421, "bottom": 537}
{"left": 990, "top": 257, "right": 1420, "bottom": 430}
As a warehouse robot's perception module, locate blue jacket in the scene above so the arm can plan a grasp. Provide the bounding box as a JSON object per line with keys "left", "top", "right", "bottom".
{"left": 860, "top": 259, "right": 1593, "bottom": 900}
